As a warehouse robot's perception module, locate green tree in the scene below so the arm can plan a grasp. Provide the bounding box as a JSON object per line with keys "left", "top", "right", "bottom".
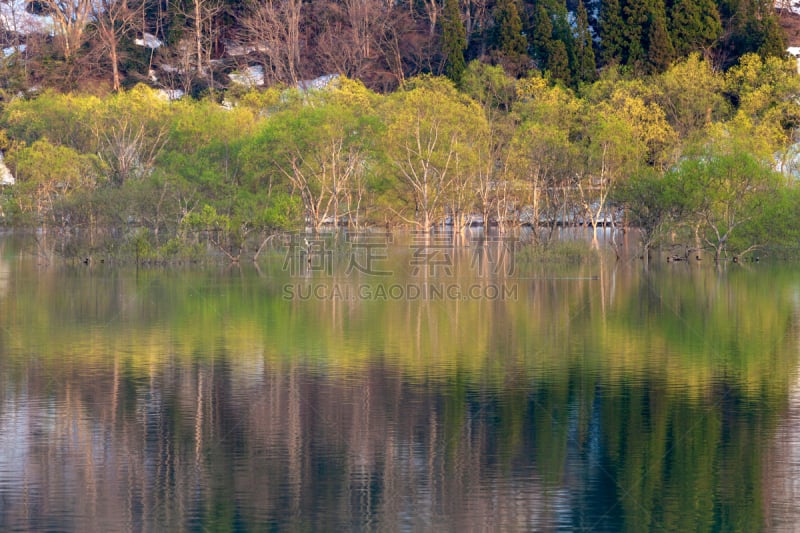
{"left": 244, "top": 82, "right": 381, "bottom": 231}
{"left": 573, "top": 1, "right": 597, "bottom": 83}
{"left": 1, "top": 91, "right": 100, "bottom": 153}
{"left": 656, "top": 53, "right": 728, "bottom": 137}
{"left": 583, "top": 86, "right": 676, "bottom": 241}
{"left": 531, "top": 5, "right": 571, "bottom": 84}
{"left": 599, "top": 0, "right": 627, "bottom": 65}
{"left": 614, "top": 168, "right": 680, "bottom": 263}
{"left": 441, "top": 0, "right": 467, "bottom": 84}
{"left": 668, "top": 0, "right": 722, "bottom": 58}
{"left": 511, "top": 76, "right": 584, "bottom": 240}
{"left": 645, "top": 0, "right": 675, "bottom": 72}
{"left": 93, "top": 85, "right": 175, "bottom": 185}
{"left": 381, "top": 76, "right": 488, "bottom": 231}
{"left": 6, "top": 138, "right": 105, "bottom": 227}
{"left": 724, "top": 53, "right": 800, "bottom": 136}
{"left": 460, "top": 61, "right": 517, "bottom": 112}
{"left": 493, "top": 0, "right": 530, "bottom": 76}
{"left": 622, "top": 0, "right": 649, "bottom": 70}
{"left": 717, "top": 0, "right": 786, "bottom": 66}
{"left": 665, "top": 150, "right": 783, "bottom": 261}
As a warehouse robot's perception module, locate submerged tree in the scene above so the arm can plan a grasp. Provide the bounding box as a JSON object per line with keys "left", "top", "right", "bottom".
{"left": 664, "top": 150, "right": 783, "bottom": 261}
{"left": 381, "top": 77, "right": 487, "bottom": 231}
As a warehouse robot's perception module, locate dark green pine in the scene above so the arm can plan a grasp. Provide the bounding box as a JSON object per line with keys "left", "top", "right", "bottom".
{"left": 548, "top": 39, "right": 572, "bottom": 83}
{"left": 646, "top": 0, "right": 675, "bottom": 72}
{"left": 599, "top": 0, "right": 626, "bottom": 65}
{"left": 531, "top": 4, "right": 555, "bottom": 68}
{"left": 668, "top": 0, "right": 722, "bottom": 57}
{"left": 573, "top": 0, "right": 597, "bottom": 82}
{"left": 622, "top": 0, "right": 649, "bottom": 70}
{"left": 490, "top": 0, "right": 530, "bottom": 76}
{"left": 442, "top": 0, "right": 467, "bottom": 84}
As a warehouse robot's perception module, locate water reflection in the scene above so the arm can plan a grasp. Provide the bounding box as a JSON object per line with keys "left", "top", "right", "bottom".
{"left": 0, "top": 242, "right": 799, "bottom": 531}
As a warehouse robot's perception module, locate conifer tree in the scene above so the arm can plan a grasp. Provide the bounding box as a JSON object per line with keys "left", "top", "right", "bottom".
{"left": 623, "top": 0, "right": 649, "bottom": 69}
{"left": 717, "top": 0, "right": 787, "bottom": 65}
{"left": 531, "top": 5, "right": 571, "bottom": 84}
{"left": 668, "top": 0, "right": 722, "bottom": 57}
{"left": 599, "top": 0, "right": 626, "bottom": 65}
{"left": 548, "top": 39, "right": 572, "bottom": 82}
{"left": 442, "top": 0, "right": 467, "bottom": 84}
{"left": 531, "top": 4, "right": 555, "bottom": 68}
{"left": 646, "top": 0, "right": 675, "bottom": 72}
{"left": 493, "top": 0, "right": 530, "bottom": 75}
{"left": 573, "top": 0, "right": 597, "bottom": 82}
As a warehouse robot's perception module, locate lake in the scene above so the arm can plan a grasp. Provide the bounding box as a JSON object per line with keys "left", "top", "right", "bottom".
{"left": 1, "top": 232, "right": 799, "bottom": 532}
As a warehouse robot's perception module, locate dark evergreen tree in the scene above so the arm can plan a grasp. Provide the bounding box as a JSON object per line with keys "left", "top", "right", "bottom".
{"left": 573, "top": 0, "right": 597, "bottom": 82}
{"left": 442, "top": 0, "right": 467, "bottom": 84}
{"left": 750, "top": 10, "right": 787, "bottom": 59}
{"left": 599, "top": 0, "right": 627, "bottom": 65}
{"left": 717, "top": 0, "right": 787, "bottom": 66}
{"left": 531, "top": 4, "right": 555, "bottom": 68}
{"left": 622, "top": 0, "right": 649, "bottom": 69}
{"left": 645, "top": 0, "right": 675, "bottom": 72}
{"left": 531, "top": 4, "right": 572, "bottom": 83}
{"left": 668, "top": 0, "right": 722, "bottom": 57}
{"left": 493, "top": 0, "right": 530, "bottom": 75}
{"left": 548, "top": 39, "right": 572, "bottom": 82}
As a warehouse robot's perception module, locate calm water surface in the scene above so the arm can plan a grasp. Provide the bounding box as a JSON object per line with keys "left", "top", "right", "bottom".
{"left": 1, "top": 235, "right": 800, "bottom": 532}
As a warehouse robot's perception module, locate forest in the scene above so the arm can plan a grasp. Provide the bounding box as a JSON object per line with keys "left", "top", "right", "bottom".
{"left": 1, "top": 0, "right": 800, "bottom": 262}
{"left": 0, "top": 0, "right": 791, "bottom": 92}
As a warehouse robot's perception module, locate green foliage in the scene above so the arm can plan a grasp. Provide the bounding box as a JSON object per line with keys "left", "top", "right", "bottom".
{"left": 717, "top": 0, "right": 786, "bottom": 65}
{"left": 600, "top": 0, "right": 627, "bottom": 65}
{"left": 573, "top": 1, "right": 597, "bottom": 84}
{"left": 2, "top": 91, "right": 100, "bottom": 152}
{"left": 656, "top": 54, "right": 728, "bottom": 137}
{"left": 531, "top": 5, "right": 571, "bottom": 84}
{"left": 0, "top": 54, "right": 799, "bottom": 260}
{"left": 645, "top": 0, "right": 675, "bottom": 73}
{"left": 381, "top": 76, "right": 488, "bottom": 229}
{"left": 493, "top": 0, "right": 531, "bottom": 76}
{"left": 663, "top": 151, "right": 783, "bottom": 259}
{"left": 6, "top": 138, "right": 106, "bottom": 225}
{"left": 441, "top": 0, "right": 467, "bottom": 84}
{"left": 460, "top": 61, "right": 517, "bottom": 112}
{"left": 244, "top": 79, "right": 383, "bottom": 230}
{"left": 724, "top": 54, "right": 800, "bottom": 142}
{"left": 614, "top": 168, "right": 679, "bottom": 253}
{"left": 668, "top": 0, "right": 722, "bottom": 57}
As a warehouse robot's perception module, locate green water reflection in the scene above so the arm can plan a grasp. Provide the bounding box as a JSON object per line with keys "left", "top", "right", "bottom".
{"left": 0, "top": 238, "right": 798, "bottom": 531}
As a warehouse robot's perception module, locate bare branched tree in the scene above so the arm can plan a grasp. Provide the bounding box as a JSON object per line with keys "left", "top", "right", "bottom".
{"left": 170, "top": 0, "right": 224, "bottom": 89}
{"left": 241, "top": 0, "right": 303, "bottom": 86}
{"left": 91, "top": 0, "right": 141, "bottom": 90}
{"left": 32, "top": 0, "right": 93, "bottom": 59}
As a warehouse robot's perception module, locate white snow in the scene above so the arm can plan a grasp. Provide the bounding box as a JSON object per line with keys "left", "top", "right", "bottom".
{"left": 776, "top": 0, "right": 800, "bottom": 14}
{"left": 0, "top": 153, "right": 15, "bottom": 186}
{"left": 2, "top": 44, "right": 26, "bottom": 58}
{"left": 0, "top": 0, "right": 53, "bottom": 35}
{"left": 297, "top": 74, "right": 339, "bottom": 91}
{"left": 224, "top": 41, "right": 269, "bottom": 57}
{"left": 134, "top": 33, "right": 162, "bottom": 49}
{"left": 229, "top": 65, "right": 265, "bottom": 87}
{"left": 156, "top": 89, "right": 185, "bottom": 101}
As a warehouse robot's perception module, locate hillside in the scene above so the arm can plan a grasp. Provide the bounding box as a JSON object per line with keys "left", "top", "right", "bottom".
{"left": 0, "top": 0, "right": 791, "bottom": 97}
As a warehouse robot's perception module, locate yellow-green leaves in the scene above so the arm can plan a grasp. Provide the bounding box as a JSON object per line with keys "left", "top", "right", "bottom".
{"left": 381, "top": 77, "right": 488, "bottom": 230}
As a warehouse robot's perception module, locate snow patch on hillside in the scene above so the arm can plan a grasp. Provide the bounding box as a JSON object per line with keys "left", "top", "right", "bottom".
{"left": 0, "top": 0, "right": 53, "bottom": 35}
{"left": 0, "top": 153, "right": 14, "bottom": 186}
